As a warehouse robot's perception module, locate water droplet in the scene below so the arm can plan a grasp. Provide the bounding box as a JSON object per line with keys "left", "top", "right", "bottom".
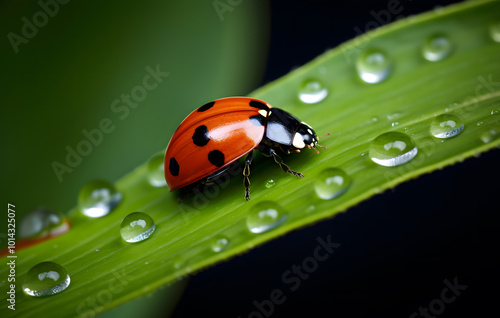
{"left": 371, "top": 117, "right": 379, "bottom": 122}
{"left": 211, "top": 235, "right": 230, "bottom": 252}
{"left": 247, "top": 201, "right": 287, "bottom": 234}
{"left": 147, "top": 153, "right": 167, "bottom": 187}
{"left": 491, "top": 109, "right": 500, "bottom": 115}
{"left": 23, "top": 262, "right": 70, "bottom": 297}
{"left": 298, "top": 79, "right": 328, "bottom": 104}
{"left": 477, "top": 122, "right": 484, "bottom": 127}
{"left": 490, "top": 22, "right": 500, "bottom": 43}
{"left": 265, "top": 179, "right": 276, "bottom": 188}
{"left": 78, "top": 180, "right": 122, "bottom": 218}
{"left": 480, "top": 130, "right": 498, "bottom": 143}
{"left": 20, "top": 208, "right": 69, "bottom": 239}
{"left": 356, "top": 49, "right": 391, "bottom": 84}
{"left": 314, "top": 168, "right": 351, "bottom": 200}
{"left": 95, "top": 249, "right": 100, "bottom": 252}
{"left": 369, "top": 132, "right": 418, "bottom": 167}
{"left": 430, "top": 114, "right": 464, "bottom": 138}
{"left": 391, "top": 122, "right": 399, "bottom": 127}
{"left": 422, "top": 34, "right": 452, "bottom": 62}
{"left": 120, "top": 212, "right": 155, "bottom": 243}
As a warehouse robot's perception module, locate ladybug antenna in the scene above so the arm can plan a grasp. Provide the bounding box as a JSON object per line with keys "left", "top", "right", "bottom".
{"left": 318, "top": 132, "right": 331, "bottom": 139}
{"left": 307, "top": 144, "right": 320, "bottom": 155}
{"left": 317, "top": 143, "right": 327, "bottom": 150}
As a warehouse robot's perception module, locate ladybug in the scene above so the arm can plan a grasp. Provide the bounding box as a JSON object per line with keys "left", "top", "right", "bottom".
{"left": 164, "top": 97, "right": 325, "bottom": 200}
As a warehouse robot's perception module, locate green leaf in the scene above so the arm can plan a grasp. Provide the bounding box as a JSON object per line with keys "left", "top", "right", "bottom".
{"left": 2, "top": 1, "right": 500, "bottom": 317}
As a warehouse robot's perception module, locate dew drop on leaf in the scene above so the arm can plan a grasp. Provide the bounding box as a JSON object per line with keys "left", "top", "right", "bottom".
{"left": 20, "top": 208, "right": 69, "bottom": 239}
{"left": 490, "top": 21, "right": 500, "bottom": 43}
{"left": 247, "top": 201, "right": 287, "bottom": 234}
{"left": 422, "top": 34, "right": 452, "bottom": 61}
{"left": 78, "top": 180, "right": 122, "bottom": 218}
{"left": 147, "top": 153, "right": 167, "bottom": 187}
{"left": 356, "top": 48, "right": 392, "bottom": 84}
{"left": 314, "top": 168, "right": 351, "bottom": 200}
{"left": 211, "top": 235, "right": 230, "bottom": 252}
{"left": 430, "top": 114, "right": 464, "bottom": 138}
{"left": 298, "top": 79, "right": 328, "bottom": 104}
{"left": 23, "top": 262, "right": 70, "bottom": 297}
{"left": 369, "top": 132, "right": 418, "bottom": 167}
{"left": 120, "top": 212, "right": 156, "bottom": 243}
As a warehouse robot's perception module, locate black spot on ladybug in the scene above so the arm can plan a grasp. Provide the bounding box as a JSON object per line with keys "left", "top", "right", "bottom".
{"left": 249, "top": 115, "right": 265, "bottom": 127}
{"left": 208, "top": 150, "right": 225, "bottom": 167}
{"left": 169, "top": 158, "right": 180, "bottom": 176}
{"left": 249, "top": 100, "right": 268, "bottom": 110}
{"left": 198, "top": 101, "right": 215, "bottom": 112}
{"left": 192, "top": 125, "right": 210, "bottom": 146}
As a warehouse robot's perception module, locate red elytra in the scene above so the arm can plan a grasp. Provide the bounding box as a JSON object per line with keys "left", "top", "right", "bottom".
{"left": 164, "top": 97, "right": 323, "bottom": 200}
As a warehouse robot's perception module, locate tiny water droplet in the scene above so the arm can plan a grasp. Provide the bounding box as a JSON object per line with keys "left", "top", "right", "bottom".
{"left": 477, "top": 122, "right": 484, "bottom": 127}
{"left": 371, "top": 117, "right": 379, "bottom": 122}
{"left": 422, "top": 34, "right": 452, "bottom": 62}
{"left": 490, "top": 22, "right": 500, "bottom": 43}
{"left": 23, "top": 262, "right": 70, "bottom": 297}
{"left": 95, "top": 249, "right": 100, "bottom": 252}
{"left": 120, "top": 212, "right": 155, "bottom": 243}
{"left": 480, "top": 130, "right": 498, "bottom": 143}
{"left": 314, "top": 168, "right": 351, "bottom": 200}
{"left": 20, "top": 208, "right": 69, "bottom": 239}
{"left": 78, "top": 180, "right": 122, "bottom": 218}
{"left": 211, "top": 235, "right": 230, "bottom": 252}
{"left": 491, "top": 109, "right": 500, "bottom": 115}
{"left": 386, "top": 112, "right": 401, "bottom": 121}
{"left": 369, "top": 132, "right": 418, "bottom": 167}
{"left": 391, "top": 122, "right": 399, "bottom": 127}
{"left": 247, "top": 201, "right": 287, "bottom": 234}
{"left": 430, "top": 114, "right": 464, "bottom": 138}
{"left": 265, "top": 179, "right": 276, "bottom": 189}
{"left": 147, "top": 153, "right": 167, "bottom": 187}
{"left": 356, "top": 49, "right": 391, "bottom": 84}
{"left": 298, "top": 79, "right": 328, "bottom": 104}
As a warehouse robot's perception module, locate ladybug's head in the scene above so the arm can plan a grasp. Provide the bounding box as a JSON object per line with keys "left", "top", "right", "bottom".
{"left": 292, "top": 122, "right": 318, "bottom": 149}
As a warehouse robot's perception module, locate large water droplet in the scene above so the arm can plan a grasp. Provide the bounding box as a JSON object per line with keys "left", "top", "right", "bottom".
{"left": 490, "top": 22, "right": 500, "bottom": 43}
{"left": 120, "top": 212, "right": 156, "bottom": 243}
{"left": 314, "top": 168, "right": 351, "bottom": 200}
{"left": 23, "top": 262, "right": 70, "bottom": 297}
{"left": 422, "top": 34, "right": 452, "bottom": 62}
{"left": 369, "top": 132, "right": 418, "bottom": 167}
{"left": 211, "top": 235, "right": 230, "bottom": 252}
{"left": 78, "top": 180, "right": 122, "bottom": 218}
{"left": 356, "top": 49, "right": 391, "bottom": 84}
{"left": 247, "top": 201, "right": 287, "bottom": 234}
{"left": 20, "top": 208, "right": 69, "bottom": 239}
{"left": 430, "top": 114, "right": 464, "bottom": 138}
{"left": 298, "top": 79, "right": 328, "bottom": 104}
{"left": 147, "top": 153, "right": 167, "bottom": 187}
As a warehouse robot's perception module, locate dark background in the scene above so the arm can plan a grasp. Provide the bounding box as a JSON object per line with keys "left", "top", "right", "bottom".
{"left": 172, "top": 1, "right": 500, "bottom": 317}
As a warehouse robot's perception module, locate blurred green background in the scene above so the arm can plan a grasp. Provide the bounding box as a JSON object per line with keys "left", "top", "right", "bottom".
{"left": 1, "top": 0, "right": 269, "bottom": 225}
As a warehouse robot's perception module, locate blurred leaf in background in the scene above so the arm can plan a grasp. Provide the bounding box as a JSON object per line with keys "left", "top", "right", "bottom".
{"left": 1, "top": 1, "right": 268, "bottom": 316}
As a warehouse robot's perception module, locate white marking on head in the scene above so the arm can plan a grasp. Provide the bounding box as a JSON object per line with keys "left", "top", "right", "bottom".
{"left": 292, "top": 133, "right": 306, "bottom": 149}
{"left": 258, "top": 109, "right": 268, "bottom": 117}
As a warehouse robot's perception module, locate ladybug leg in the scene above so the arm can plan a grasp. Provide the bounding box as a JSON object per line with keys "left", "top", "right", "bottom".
{"left": 270, "top": 149, "right": 304, "bottom": 178}
{"left": 243, "top": 151, "right": 254, "bottom": 200}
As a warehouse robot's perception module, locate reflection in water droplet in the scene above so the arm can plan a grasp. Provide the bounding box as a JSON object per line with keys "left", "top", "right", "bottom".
{"left": 20, "top": 208, "right": 69, "bottom": 239}
{"left": 265, "top": 179, "right": 276, "bottom": 189}
{"left": 314, "top": 168, "right": 351, "bottom": 200}
{"left": 430, "top": 114, "right": 464, "bottom": 138}
{"left": 422, "top": 34, "right": 452, "bottom": 61}
{"left": 247, "top": 201, "right": 287, "bottom": 234}
{"left": 211, "top": 235, "right": 230, "bottom": 252}
{"left": 23, "top": 262, "right": 70, "bottom": 297}
{"left": 147, "top": 153, "right": 167, "bottom": 187}
{"left": 356, "top": 49, "right": 391, "bottom": 84}
{"left": 490, "top": 22, "right": 500, "bottom": 43}
{"left": 78, "top": 180, "right": 122, "bottom": 218}
{"left": 120, "top": 212, "right": 155, "bottom": 243}
{"left": 369, "top": 132, "right": 418, "bottom": 167}
{"left": 298, "top": 79, "right": 328, "bottom": 104}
